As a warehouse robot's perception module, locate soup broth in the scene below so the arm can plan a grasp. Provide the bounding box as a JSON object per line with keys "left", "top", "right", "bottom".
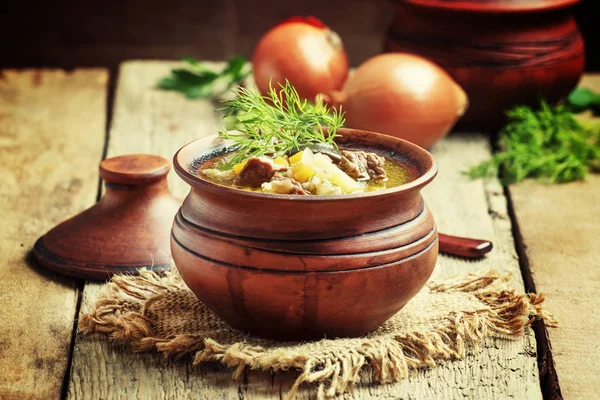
{"left": 200, "top": 147, "right": 411, "bottom": 196}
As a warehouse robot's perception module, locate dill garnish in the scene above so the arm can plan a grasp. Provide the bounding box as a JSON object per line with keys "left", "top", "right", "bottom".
{"left": 217, "top": 81, "right": 344, "bottom": 168}
{"left": 467, "top": 100, "right": 600, "bottom": 184}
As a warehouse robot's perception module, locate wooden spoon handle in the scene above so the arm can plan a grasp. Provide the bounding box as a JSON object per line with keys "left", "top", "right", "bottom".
{"left": 438, "top": 233, "right": 493, "bottom": 258}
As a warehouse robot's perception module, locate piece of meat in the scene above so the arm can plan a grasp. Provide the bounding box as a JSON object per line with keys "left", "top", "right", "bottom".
{"left": 365, "top": 153, "right": 387, "bottom": 180}
{"left": 266, "top": 176, "right": 311, "bottom": 195}
{"left": 339, "top": 150, "right": 387, "bottom": 181}
{"left": 235, "top": 157, "right": 285, "bottom": 188}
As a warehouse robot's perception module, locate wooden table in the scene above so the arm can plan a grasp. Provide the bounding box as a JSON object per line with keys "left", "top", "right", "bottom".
{"left": 1, "top": 63, "right": 598, "bottom": 399}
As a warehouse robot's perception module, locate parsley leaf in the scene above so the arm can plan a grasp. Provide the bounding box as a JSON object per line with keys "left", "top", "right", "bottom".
{"left": 566, "top": 87, "right": 600, "bottom": 114}
{"left": 157, "top": 56, "right": 251, "bottom": 99}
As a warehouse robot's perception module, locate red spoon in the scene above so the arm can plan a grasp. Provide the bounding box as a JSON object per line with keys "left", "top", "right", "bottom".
{"left": 438, "top": 233, "right": 493, "bottom": 258}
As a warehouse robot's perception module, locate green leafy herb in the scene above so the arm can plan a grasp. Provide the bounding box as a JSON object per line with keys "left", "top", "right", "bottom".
{"left": 217, "top": 81, "right": 344, "bottom": 168}
{"left": 467, "top": 100, "right": 600, "bottom": 184}
{"left": 157, "top": 56, "right": 251, "bottom": 99}
{"left": 566, "top": 87, "right": 600, "bottom": 114}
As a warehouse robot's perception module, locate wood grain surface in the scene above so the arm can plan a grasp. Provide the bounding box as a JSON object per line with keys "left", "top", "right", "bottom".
{"left": 508, "top": 74, "right": 600, "bottom": 399}
{"left": 0, "top": 69, "right": 107, "bottom": 399}
{"left": 67, "top": 61, "right": 542, "bottom": 399}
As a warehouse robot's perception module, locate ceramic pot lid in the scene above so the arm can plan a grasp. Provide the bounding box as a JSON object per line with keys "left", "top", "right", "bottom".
{"left": 401, "top": 0, "right": 580, "bottom": 13}
{"left": 33, "top": 154, "right": 182, "bottom": 280}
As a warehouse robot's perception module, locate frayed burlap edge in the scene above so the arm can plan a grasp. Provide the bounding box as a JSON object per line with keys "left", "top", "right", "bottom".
{"left": 79, "top": 270, "right": 557, "bottom": 399}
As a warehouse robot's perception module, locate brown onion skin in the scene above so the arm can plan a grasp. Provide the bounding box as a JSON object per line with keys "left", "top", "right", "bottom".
{"left": 328, "top": 53, "right": 468, "bottom": 149}
{"left": 252, "top": 19, "right": 349, "bottom": 101}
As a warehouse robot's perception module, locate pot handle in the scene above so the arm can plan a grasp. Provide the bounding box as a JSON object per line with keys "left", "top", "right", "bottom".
{"left": 438, "top": 233, "right": 493, "bottom": 258}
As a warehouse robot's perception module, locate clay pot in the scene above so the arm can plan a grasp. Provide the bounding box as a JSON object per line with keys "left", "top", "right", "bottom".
{"left": 172, "top": 207, "right": 437, "bottom": 272}
{"left": 171, "top": 238, "right": 438, "bottom": 340}
{"left": 384, "top": 0, "right": 585, "bottom": 131}
{"left": 174, "top": 129, "right": 437, "bottom": 240}
{"left": 171, "top": 128, "right": 439, "bottom": 340}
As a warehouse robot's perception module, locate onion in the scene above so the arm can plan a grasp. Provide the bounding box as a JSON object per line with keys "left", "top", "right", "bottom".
{"left": 252, "top": 16, "right": 349, "bottom": 101}
{"left": 325, "top": 53, "right": 468, "bottom": 149}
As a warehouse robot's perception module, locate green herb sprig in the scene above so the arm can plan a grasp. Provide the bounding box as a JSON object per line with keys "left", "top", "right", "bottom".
{"left": 566, "top": 87, "right": 600, "bottom": 115}
{"left": 467, "top": 100, "right": 600, "bottom": 184}
{"left": 157, "top": 56, "right": 250, "bottom": 99}
{"left": 218, "top": 81, "right": 344, "bottom": 168}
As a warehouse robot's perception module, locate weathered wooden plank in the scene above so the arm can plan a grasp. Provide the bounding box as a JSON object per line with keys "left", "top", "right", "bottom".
{"left": 68, "top": 61, "right": 541, "bottom": 399}
{"left": 0, "top": 69, "right": 107, "bottom": 399}
{"left": 68, "top": 61, "right": 241, "bottom": 400}
{"left": 103, "top": 61, "right": 223, "bottom": 198}
{"left": 508, "top": 74, "right": 600, "bottom": 399}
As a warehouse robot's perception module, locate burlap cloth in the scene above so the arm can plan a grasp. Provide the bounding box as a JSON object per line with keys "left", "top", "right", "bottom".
{"left": 80, "top": 269, "right": 556, "bottom": 399}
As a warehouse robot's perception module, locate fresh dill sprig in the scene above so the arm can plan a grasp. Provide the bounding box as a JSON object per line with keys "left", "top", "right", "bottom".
{"left": 217, "top": 80, "right": 345, "bottom": 167}
{"left": 467, "top": 100, "right": 600, "bottom": 184}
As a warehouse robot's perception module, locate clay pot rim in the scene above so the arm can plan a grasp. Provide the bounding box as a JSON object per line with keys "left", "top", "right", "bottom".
{"left": 175, "top": 205, "right": 433, "bottom": 253}
{"left": 171, "top": 206, "right": 438, "bottom": 256}
{"left": 172, "top": 232, "right": 439, "bottom": 275}
{"left": 172, "top": 224, "right": 437, "bottom": 272}
{"left": 398, "top": 0, "right": 580, "bottom": 14}
{"left": 173, "top": 128, "right": 438, "bottom": 201}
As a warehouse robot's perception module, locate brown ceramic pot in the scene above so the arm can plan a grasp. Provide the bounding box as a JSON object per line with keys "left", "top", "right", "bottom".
{"left": 174, "top": 129, "right": 437, "bottom": 240}
{"left": 171, "top": 128, "right": 439, "bottom": 340}
{"left": 172, "top": 208, "right": 437, "bottom": 272}
{"left": 384, "top": 0, "right": 585, "bottom": 131}
{"left": 172, "top": 237, "right": 438, "bottom": 340}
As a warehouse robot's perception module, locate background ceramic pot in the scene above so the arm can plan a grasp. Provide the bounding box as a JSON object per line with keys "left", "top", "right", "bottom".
{"left": 171, "top": 128, "right": 439, "bottom": 340}
{"left": 384, "top": 0, "right": 585, "bottom": 131}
